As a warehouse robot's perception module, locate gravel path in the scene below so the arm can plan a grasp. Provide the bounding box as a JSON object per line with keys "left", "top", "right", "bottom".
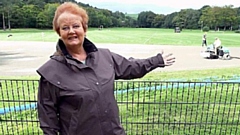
{"left": 0, "top": 41, "right": 240, "bottom": 76}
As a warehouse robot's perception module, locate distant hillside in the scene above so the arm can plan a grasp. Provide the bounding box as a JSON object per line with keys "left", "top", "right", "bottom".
{"left": 80, "top": 1, "right": 179, "bottom": 15}
{"left": 125, "top": 14, "right": 138, "bottom": 20}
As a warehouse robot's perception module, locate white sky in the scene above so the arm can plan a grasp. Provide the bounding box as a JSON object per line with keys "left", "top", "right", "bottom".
{"left": 78, "top": 0, "right": 240, "bottom": 8}
{"left": 77, "top": 0, "right": 240, "bottom": 14}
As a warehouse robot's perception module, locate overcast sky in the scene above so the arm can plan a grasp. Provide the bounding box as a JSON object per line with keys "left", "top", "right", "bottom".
{"left": 77, "top": 0, "right": 240, "bottom": 14}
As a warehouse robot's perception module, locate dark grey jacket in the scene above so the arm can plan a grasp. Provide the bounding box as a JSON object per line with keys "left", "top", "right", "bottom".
{"left": 37, "top": 38, "right": 165, "bottom": 135}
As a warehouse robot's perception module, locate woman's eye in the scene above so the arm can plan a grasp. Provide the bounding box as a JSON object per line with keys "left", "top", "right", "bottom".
{"left": 62, "top": 27, "right": 69, "bottom": 31}
{"left": 73, "top": 25, "right": 80, "bottom": 29}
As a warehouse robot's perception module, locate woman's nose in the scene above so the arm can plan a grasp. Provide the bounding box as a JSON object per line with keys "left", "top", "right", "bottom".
{"left": 69, "top": 27, "right": 75, "bottom": 33}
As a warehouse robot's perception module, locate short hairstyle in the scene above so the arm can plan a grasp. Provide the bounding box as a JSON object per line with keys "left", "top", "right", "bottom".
{"left": 53, "top": 2, "right": 89, "bottom": 35}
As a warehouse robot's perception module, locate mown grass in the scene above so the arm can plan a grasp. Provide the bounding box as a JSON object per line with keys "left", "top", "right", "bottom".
{"left": 1, "top": 67, "right": 240, "bottom": 134}
{"left": 0, "top": 28, "right": 240, "bottom": 46}
{"left": 1, "top": 67, "right": 240, "bottom": 81}
{"left": 0, "top": 28, "right": 240, "bottom": 134}
{"left": 0, "top": 110, "right": 40, "bottom": 135}
{"left": 1, "top": 79, "right": 239, "bottom": 134}
{"left": 142, "top": 67, "right": 240, "bottom": 81}
{"left": 0, "top": 76, "right": 40, "bottom": 80}
{"left": 115, "top": 81, "right": 240, "bottom": 134}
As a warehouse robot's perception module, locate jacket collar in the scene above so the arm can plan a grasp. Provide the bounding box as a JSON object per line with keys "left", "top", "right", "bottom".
{"left": 56, "top": 37, "right": 98, "bottom": 57}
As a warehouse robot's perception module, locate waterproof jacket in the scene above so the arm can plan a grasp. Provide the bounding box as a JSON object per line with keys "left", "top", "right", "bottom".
{"left": 37, "top": 38, "right": 165, "bottom": 135}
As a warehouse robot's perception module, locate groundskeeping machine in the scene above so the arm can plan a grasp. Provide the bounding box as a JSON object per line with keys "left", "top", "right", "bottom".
{"left": 200, "top": 44, "right": 231, "bottom": 60}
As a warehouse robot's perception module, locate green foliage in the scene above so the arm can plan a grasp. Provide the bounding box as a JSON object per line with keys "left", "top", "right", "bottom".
{"left": 1, "top": 1, "right": 240, "bottom": 30}
{"left": 36, "top": 3, "right": 59, "bottom": 28}
{"left": 152, "top": 14, "right": 165, "bottom": 28}
{"left": 235, "top": 30, "right": 240, "bottom": 33}
{"left": 137, "top": 11, "right": 156, "bottom": 28}
{"left": 125, "top": 13, "right": 138, "bottom": 20}
{"left": 0, "top": 0, "right": 135, "bottom": 29}
{"left": 202, "top": 26, "right": 210, "bottom": 32}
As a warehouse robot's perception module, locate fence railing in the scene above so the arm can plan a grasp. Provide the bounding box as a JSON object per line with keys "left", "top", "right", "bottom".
{"left": 0, "top": 79, "right": 240, "bottom": 135}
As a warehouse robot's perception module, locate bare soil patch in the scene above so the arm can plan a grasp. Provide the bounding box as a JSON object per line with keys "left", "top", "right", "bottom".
{"left": 0, "top": 41, "right": 240, "bottom": 76}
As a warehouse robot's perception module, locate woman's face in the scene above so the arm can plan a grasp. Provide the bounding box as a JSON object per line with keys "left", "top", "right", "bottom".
{"left": 58, "top": 12, "right": 86, "bottom": 48}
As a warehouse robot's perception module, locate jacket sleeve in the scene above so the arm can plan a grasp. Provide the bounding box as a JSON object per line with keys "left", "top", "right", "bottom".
{"left": 110, "top": 51, "right": 165, "bottom": 80}
{"left": 37, "top": 77, "right": 59, "bottom": 135}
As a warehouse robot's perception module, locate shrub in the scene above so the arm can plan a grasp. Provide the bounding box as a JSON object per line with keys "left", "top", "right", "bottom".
{"left": 235, "top": 30, "right": 240, "bottom": 33}
{"left": 202, "top": 26, "right": 210, "bottom": 32}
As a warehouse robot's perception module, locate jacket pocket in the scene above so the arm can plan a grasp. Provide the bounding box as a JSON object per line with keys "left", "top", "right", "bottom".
{"left": 96, "top": 63, "right": 115, "bottom": 85}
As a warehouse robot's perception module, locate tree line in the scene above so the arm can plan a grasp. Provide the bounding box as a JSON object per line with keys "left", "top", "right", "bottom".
{"left": 1, "top": 0, "right": 240, "bottom": 31}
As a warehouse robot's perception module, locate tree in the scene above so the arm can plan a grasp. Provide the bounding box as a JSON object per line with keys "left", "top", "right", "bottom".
{"left": 220, "top": 5, "right": 237, "bottom": 31}
{"left": 86, "top": 7, "right": 100, "bottom": 27}
{"left": 152, "top": 14, "right": 165, "bottom": 28}
{"left": 112, "top": 11, "right": 125, "bottom": 27}
{"left": 162, "top": 12, "right": 177, "bottom": 28}
{"left": 25, "top": 0, "right": 46, "bottom": 8}
{"left": 200, "top": 6, "right": 238, "bottom": 31}
{"left": 36, "top": 3, "right": 59, "bottom": 28}
{"left": 0, "top": 0, "right": 24, "bottom": 30}
{"left": 138, "top": 11, "right": 156, "bottom": 28}
{"left": 200, "top": 7, "right": 216, "bottom": 30}
{"left": 124, "top": 16, "right": 137, "bottom": 27}
{"left": 172, "top": 9, "right": 187, "bottom": 29}
{"left": 184, "top": 9, "right": 201, "bottom": 29}
{"left": 19, "top": 5, "right": 41, "bottom": 28}
{"left": 8, "top": 5, "right": 22, "bottom": 28}
{"left": 0, "top": 1, "right": 6, "bottom": 30}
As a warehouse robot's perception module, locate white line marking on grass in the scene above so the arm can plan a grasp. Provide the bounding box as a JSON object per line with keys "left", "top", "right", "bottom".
{"left": 143, "top": 32, "right": 158, "bottom": 44}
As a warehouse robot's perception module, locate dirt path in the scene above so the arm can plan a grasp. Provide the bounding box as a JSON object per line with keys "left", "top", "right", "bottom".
{"left": 0, "top": 41, "right": 240, "bottom": 76}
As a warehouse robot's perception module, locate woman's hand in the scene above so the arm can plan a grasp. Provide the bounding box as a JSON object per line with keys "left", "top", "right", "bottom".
{"left": 161, "top": 51, "right": 175, "bottom": 66}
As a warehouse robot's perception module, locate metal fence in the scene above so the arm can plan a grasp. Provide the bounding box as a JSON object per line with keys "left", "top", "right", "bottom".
{"left": 0, "top": 79, "right": 240, "bottom": 135}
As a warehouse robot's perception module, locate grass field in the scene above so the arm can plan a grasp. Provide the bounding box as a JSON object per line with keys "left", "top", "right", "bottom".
{"left": 0, "top": 28, "right": 240, "bottom": 46}
{"left": 1, "top": 67, "right": 240, "bottom": 81}
{"left": 1, "top": 28, "right": 240, "bottom": 134}
{"left": 143, "top": 68, "right": 240, "bottom": 81}
{"left": 1, "top": 80, "right": 239, "bottom": 134}
{"left": 115, "top": 81, "right": 240, "bottom": 135}
{"left": 1, "top": 68, "right": 240, "bottom": 134}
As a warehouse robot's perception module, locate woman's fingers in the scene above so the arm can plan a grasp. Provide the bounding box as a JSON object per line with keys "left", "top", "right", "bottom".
{"left": 162, "top": 53, "right": 175, "bottom": 66}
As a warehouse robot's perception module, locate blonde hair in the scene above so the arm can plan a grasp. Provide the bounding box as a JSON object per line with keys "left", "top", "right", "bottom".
{"left": 53, "top": 2, "right": 89, "bottom": 35}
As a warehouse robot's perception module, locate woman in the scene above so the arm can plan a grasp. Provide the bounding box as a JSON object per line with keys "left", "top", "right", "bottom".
{"left": 37, "top": 2, "right": 175, "bottom": 135}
